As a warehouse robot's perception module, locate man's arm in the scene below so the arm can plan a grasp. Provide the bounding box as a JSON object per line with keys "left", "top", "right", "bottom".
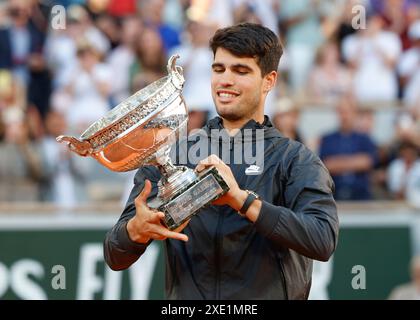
{"left": 322, "top": 153, "right": 373, "bottom": 175}
{"left": 197, "top": 150, "right": 339, "bottom": 262}
{"left": 103, "top": 214, "right": 149, "bottom": 271}
{"left": 103, "top": 169, "right": 152, "bottom": 271}
{"left": 253, "top": 149, "right": 339, "bottom": 262}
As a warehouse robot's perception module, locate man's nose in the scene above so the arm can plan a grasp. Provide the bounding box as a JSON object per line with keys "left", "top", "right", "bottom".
{"left": 218, "top": 70, "right": 235, "bottom": 87}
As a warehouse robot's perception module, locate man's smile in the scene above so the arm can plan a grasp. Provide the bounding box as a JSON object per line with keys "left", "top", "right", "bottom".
{"left": 216, "top": 89, "right": 240, "bottom": 103}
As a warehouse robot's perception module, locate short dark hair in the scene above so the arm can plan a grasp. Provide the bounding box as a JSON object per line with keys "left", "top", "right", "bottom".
{"left": 209, "top": 23, "right": 283, "bottom": 76}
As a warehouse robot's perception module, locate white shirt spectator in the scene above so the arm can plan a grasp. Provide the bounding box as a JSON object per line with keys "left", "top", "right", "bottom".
{"left": 84, "top": 26, "right": 110, "bottom": 56}
{"left": 41, "top": 137, "right": 78, "bottom": 208}
{"left": 278, "top": 0, "right": 325, "bottom": 92}
{"left": 206, "top": 0, "right": 234, "bottom": 28}
{"left": 62, "top": 62, "right": 112, "bottom": 133}
{"left": 407, "top": 163, "right": 420, "bottom": 208}
{"left": 343, "top": 31, "right": 402, "bottom": 103}
{"left": 170, "top": 45, "right": 214, "bottom": 114}
{"left": 387, "top": 159, "right": 420, "bottom": 201}
{"left": 398, "top": 47, "right": 420, "bottom": 107}
{"left": 44, "top": 32, "right": 77, "bottom": 89}
{"left": 106, "top": 46, "right": 135, "bottom": 104}
{"left": 232, "top": 0, "right": 279, "bottom": 35}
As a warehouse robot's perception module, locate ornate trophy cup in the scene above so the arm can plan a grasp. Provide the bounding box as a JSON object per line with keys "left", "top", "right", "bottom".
{"left": 57, "top": 55, "right": 229, "bottom": 230}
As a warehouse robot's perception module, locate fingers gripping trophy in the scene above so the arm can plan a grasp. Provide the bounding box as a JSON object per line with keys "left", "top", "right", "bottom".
{"left": 57, "top": 55, "right": 229, "bottom": 230}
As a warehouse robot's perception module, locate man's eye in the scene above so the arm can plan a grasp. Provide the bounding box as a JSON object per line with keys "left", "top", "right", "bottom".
{"left": 237, "top": 70, "right": 248, "bottom": 75}
{"left": 213, "top": 68, "right": 224, "bottom": 73}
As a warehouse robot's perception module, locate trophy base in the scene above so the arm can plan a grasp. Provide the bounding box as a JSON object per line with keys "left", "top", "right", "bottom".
{"left": 148, "top": 167, "right": 229, "bottom": 230}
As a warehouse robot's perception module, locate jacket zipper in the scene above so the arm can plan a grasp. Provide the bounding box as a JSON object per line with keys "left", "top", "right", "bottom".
{"left": 214, "top": 211, "right": 224, "bottom": 299}
{"left": 214, "top": 136, "right": 231, "bottom": 299}
{"left": 278, "top": 258, "right": 289, "bottom": 300}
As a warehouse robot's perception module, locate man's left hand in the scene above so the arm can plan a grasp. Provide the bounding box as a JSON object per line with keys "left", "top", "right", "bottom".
{"left": 195, "top": 154, "right": 248, "bottom": 211}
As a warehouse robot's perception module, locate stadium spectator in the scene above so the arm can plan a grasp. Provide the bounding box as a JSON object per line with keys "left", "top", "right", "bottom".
{"left": 395, "top": 106, "right": 420, "bottom": 148}
{"left": 319, "top": 98, "right": 378, "bottom": 200}
{"left": 334, "top": 0, "right": 359, "bottom": 58}
{"left": 106, "top": 0, "right": 137, "bottom": 17}
{"left": 278, "top": 0, "right": 325, "bottom": 94}
{"left": 306, "top": 41, "right": 353, "bottom": 105}
{"left": 342, "top": 13, "right": 402, "bottom": 104}
{"left": 130, "top": 27, "right": 166, "bottom": 93}
{"left": 95, "top": 14, "right": 121, "bottom": 50}
{"left": 233, "top": 0, "right": 279, "bottom": 35}
{"left": 272, "top": 97, "right": 303, "bottom": 143}
{"left": 0, "top": 0, "right": 45, "bottom": 85}
{"left": 0, "top": 109, "right": 44, "bottom": 201}
{"left": 399, "top": 20, "right": 420, "bottom": 108}
{"left": 0, "top": 0, "right": 51, "bottom": 119}
{"left": 61, "top": 40, "right": 112, "bottom": 134}
{"left": 106, "top": 16, "right": 143, "bottom": 104}
{"left": 387, "top": 141, "right": 420, "bottom": 201}
{"left": 0, "top": 69, "right": 26, "bottom": 112}
{"left": 45, "top": 4, "right": 110, "bottom": 90}
{"left": 39, "top": 110, "right": 88, "bottom": 207}
{"left": 170, "top": 18, "right": 217, "bottom": 128}
{"left": 66, "top": 4, "right": 110, "bottom": 55}
{"left": 355, "top": 108, "right": 375, "bottom": 135}
{"left": 139, "top": 0, "right": 181, "bottom": 53}
{"left": 378, "top": 0, "right": 413, "bottom": 50}
{"left": 388, "top": 255, "right": 420, "bottom": 300}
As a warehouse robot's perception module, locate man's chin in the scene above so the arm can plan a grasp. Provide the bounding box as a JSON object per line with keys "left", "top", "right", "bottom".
{"left": 215, "top": 107, "right": 243, "bottom": 122}
{"left": 216, "top": 112, "right": 243, "bottom": 122}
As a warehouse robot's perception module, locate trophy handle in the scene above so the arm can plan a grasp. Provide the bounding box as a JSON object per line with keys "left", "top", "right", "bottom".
{"left": 167, "top": 54, "right": 184, "bottom": 90}
{"left": 56, "top": 135, "right": 93, "bottom": 157}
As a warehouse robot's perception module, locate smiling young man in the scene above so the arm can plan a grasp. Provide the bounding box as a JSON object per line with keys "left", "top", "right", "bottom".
{"left": 104, "top": 23, "right": 339, "bottom": 300}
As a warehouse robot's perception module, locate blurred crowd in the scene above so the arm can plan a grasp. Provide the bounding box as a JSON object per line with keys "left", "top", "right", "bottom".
{"left": 0, "top": 0, "right": 420, "bottom": 207}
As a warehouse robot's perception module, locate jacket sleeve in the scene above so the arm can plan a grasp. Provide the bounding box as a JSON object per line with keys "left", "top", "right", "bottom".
{"left": 254, "top": 145, "right": 339, "bottom": 262}
{"left": 103, "top": 166, "right": 160, "bottom": 271}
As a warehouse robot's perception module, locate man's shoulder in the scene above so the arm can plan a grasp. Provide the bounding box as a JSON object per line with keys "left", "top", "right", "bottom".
{"left": 268, "top": 136, "right": 320, "bottom": 167}
{"left": 272, "top": 136, "right": 304, "bottom": 154}
{"left": 321, "top": 130, "right": 341, "bottom": 141}
{"left": 322, "top": 130, "right": 372, "bottom": 141}
{"left": 274, "top": 138, "right": 334, "bottom": 193}
{"left": 347, "top": 131, "right": 376, "bottom": 148}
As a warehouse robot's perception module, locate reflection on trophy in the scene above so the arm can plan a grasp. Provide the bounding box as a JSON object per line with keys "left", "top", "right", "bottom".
{"left": 56, "top": 55, "right": 229, "bottom": 230}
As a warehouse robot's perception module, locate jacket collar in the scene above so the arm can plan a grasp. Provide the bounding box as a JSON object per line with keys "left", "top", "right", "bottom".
{"left": 202, "top": 116, "right": 281, "bottom": 143}
{"left": 206, "top": 115, "right": 273, "bottom": 131}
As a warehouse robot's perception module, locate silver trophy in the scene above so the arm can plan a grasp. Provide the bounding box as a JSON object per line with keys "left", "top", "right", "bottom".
{"left": 57, "top": 55, "right": 229, "bottom": 230}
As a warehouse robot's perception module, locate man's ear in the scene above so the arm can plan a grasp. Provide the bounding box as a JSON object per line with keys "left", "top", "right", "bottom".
{"left": 263, "top": 71, "right": 277, "bottom": 93}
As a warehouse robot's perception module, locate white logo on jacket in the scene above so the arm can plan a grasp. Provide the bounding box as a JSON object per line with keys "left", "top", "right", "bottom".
{"left": 245, "top": 165, "right": 262, "bottom": 175}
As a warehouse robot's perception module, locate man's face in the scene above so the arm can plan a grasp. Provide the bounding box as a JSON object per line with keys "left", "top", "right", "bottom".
{"left": 211, "top": 48, "right": 270, "bottom": 122}
{"left": 337, "top": 103, "right": 356, "bottom": 132}
{"left": 413, "top": 264, "right": 420, "bottom": 289}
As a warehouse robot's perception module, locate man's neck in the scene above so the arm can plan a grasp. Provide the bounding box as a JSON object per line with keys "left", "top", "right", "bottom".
{"left": 221, "top": 114, "right": 265, "bottom": 136}
{"left": 340, "top": 126, "right": 353, "bottom": 135}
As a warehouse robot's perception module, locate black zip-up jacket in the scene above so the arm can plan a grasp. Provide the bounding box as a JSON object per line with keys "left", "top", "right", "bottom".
{"left": 104, "top": 116, "right": 339, "bottom": 300}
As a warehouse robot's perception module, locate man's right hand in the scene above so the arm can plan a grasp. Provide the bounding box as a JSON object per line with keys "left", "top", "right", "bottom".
{"left": 126, "top": 179, "right": 189, "bottom": 244}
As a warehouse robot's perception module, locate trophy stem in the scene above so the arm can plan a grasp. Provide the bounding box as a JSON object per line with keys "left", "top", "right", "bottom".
{"left": 152, "top": 137, "right": 196, "bottom": 201}
{"left": 157, "top": 162, "right": 198, "bottom": 202}
{"left": 158, "top": 160, "right": 178, "bottom": 179}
